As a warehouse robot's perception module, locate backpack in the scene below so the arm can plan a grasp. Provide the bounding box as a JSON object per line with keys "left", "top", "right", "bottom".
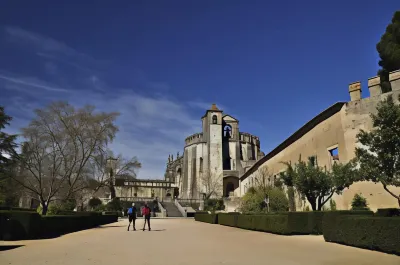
{"left": 127, "top": 208, "right": 133, "bottom": 215}
{"left": 142, "top": 207, "right": 150, "bottom": 216}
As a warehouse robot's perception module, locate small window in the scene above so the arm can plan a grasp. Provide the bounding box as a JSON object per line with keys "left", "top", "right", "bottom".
{"left": 212, "top": 115, "right": 217, "bottom": 124}
{"left": 329, "top": 147, "right": 339, "bottom": 161}
{"left": 199, "top": 157, "right": 203, "bottom": 172}
{"left": 309, "top": 156, "right": 316, "bottom": 167}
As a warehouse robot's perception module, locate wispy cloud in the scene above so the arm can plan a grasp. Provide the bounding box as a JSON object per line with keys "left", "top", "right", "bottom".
{"left": 0, "top": 26, "right": 212, "bottom": 179}
{"left": 188, "top": 100, "right": 228, "bottom": 113}
{"left": 3, "top": 26, "right": 107, "bottom": 73}
{"left": 0, "top": 74, "right": 69, "bottom": 92}
{"left": 2, "top": 73, "right": 201, "bottom": 179}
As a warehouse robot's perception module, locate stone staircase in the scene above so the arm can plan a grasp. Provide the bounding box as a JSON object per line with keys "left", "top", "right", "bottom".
{"left": 162, "top": 202, "right": 183, "bottom": 217}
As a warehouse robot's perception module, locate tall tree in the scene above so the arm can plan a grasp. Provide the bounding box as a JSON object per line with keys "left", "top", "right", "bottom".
{"left": 200, "top": 169, "right": 223, "bottom": 200}
{"left": 88, "top": 150, "right": 141, "bottom": 199}
{"left": 0, "top": 106, "right": 17, "bottom": 177}
{"left": 376, "top": 10, "right": 400, "bottom": 92}
{"left": 13, "top": 102, "right": 119, "bottom": 214}
{"left": 355, "top": 94, "right": 400, "bottom": 207}
{"left": 0, "top": 106, "right": 18, "bottom": 205}
{"left": 282, "top": 157, "right": 357, "bottom": 211}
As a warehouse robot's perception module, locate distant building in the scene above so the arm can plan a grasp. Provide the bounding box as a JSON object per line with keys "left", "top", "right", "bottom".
{"left": 165, "top": 104, "right": 264, "bottom": 200}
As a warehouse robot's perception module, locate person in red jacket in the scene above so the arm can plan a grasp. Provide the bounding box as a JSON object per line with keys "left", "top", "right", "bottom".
{"left": 142, "top": 202, "right": 151, "bottom": 231}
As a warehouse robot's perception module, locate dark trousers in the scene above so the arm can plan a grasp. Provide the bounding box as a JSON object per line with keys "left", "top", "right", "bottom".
{"left": 143, "top": 216, "right": 151, "bottom": 230}
{"left": 128, "top": 215, "right": 136, "bottom": 230}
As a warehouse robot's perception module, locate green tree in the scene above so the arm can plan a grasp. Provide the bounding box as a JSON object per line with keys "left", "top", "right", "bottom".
{"left": 355, "top": 95, "right": 400, "bottom": 207}
{"left": 280, "top": 162, "right": 297, "bottom": 211}
{"left": 0, "top": 106, "right": 18, "bottom": 206}
{"left": 282, "top": 157, "right": 357, "bottom": 211}
{"left": 88, "top": 197, "right": 102, "bottom": 209}
{"left": 376, "top": 11, "right": 400, "bottom": 92}
{"left": 351, "top": 193, "right": 369, "bottom": 210}
{"left": 329, "top": 199, "right": 337, "bottom": 211}
{"left": 240, "top": 185, "right": 289, "bottom": 213}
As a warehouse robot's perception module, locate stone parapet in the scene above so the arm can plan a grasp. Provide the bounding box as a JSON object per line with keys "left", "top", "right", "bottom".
{"left": 349, "top": 81, "right": 361, "bottom": 101}
{"left": 368, "top": 76, "right": 382, "bottom": 97}
{"left": 389, "top": 70, "right": 400, "bottom": 91}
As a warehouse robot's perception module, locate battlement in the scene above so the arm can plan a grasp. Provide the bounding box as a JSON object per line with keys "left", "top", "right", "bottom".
{"left": 348, "top": 69, "right": 400, "bottom": 102}
{"left": 184, "top": 132, "right": 204, "bottom": 146}
{"left": 239, "top": 132, "right": 260, "bottom": 146}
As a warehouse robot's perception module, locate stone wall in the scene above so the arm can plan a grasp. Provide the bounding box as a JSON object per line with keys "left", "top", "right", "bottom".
{"left": 239, "top": 69, "right": 400, "bottom": 211}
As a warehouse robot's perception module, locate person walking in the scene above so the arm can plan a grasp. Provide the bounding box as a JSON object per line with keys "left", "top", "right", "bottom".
{"left": 142, "top": 202, "right": 151, "bottom": 231}
{"left": 127, "top": 203, "right": 137, "bottom": 231}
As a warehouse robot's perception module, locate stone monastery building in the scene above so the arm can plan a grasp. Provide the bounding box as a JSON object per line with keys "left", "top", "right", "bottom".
{"left": 165, "top": 70, "right": 400, "bottom": 211}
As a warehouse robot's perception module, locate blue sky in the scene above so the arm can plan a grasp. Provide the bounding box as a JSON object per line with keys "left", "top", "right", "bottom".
{"left": 0, "top": 1, "right": 398, "bottom": 179}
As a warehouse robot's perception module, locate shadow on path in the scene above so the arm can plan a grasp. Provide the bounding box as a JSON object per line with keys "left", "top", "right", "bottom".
{"left": 0, "top": 245, "right": 24, "bottom": 251}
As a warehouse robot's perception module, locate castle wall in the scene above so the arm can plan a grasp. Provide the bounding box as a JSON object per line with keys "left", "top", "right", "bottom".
{"left": 240, "top": 72, "right": 400, "bottom": 211}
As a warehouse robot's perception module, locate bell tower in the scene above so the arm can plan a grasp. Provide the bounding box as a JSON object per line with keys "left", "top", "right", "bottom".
{"left": 205, "top": 104, "right": 223, "bottom": 194}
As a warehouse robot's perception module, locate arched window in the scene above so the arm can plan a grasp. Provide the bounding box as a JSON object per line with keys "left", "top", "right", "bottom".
{"left": 224, "top": 125, "right": 232, "bottom": 138}
{"left": 212, "top": 115, "right": 217, "bottom": 124}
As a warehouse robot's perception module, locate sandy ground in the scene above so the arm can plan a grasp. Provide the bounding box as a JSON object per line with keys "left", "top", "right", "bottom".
{"left": 0, "top": 218, "right": 399, "bottom": 265}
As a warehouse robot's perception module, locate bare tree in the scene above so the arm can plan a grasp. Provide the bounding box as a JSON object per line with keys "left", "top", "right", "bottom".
{"left": 253, "top": 166, "right": 275, "bottom": 195}
{"left": 200, "top": 169, "right": 223, "bottom": 200}
{"left": 13, "top": 102, "right": 119, "bottom": 214}
{"left": 88, "top": 150, "right": 141, "bottom": 199}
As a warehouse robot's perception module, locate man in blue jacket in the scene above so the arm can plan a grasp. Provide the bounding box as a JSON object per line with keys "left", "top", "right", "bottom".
{"left": 127, "top": 203, "right": 137, "bottom": 231}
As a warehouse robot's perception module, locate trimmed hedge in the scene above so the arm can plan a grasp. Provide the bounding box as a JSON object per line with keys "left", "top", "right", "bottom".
{"left": 0, "top": 210, "right": 118, "bottom": 240}
{"left": 41, "top": 214, "right": 118, "bottom": 238}
{"left": 218, "top": 213, "right": 241, "bottom": 227}
{"left": 323, "top": 210, "right": 374, "bottom": 242}
{"left": 0, "top": 206, "right": 36, "bottom": 212}
{"left": 324, "top": 215, "right": 400, "bottom": 255}
{"left": 0, "top": 210, "right": 41, "bottom": 240}
{"left": 375, "top": 208, "right": 400, "bottom": 217}
{"left": 236, "top": 214, "right": 290, "bottom": 234}
{"left": 194, "top": 213, "right": 218, "bottom": 224}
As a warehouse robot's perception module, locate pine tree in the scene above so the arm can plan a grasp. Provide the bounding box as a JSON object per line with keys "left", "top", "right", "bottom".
{"left": 376, "top": 11, "right": 400, "bottom": 92}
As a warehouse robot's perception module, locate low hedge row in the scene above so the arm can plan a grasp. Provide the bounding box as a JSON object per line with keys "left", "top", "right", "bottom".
{"left": 198, "top": 211, "right": 374, "bottom": 236}
{"left": 41, "top": 214, "right": 117, "bottom": 238}
{"left": 375, "top": 208, "right": 400, "bottom": 217}
{"left": 194, "top": 213, "right": 218, "bottom": 224}
{"left": 0, "top": 210, "right": 118, "bottom": 240}
{"left": 322, "top": 210, "right": 373, "bottom": 242}
{"left": 324, "top": 215, "right": 400, "bottom": 255}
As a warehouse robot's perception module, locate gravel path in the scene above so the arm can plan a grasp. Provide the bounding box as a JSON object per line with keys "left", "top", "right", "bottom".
{"left": 1, "top": 218, "right": 399, "bottom": 265}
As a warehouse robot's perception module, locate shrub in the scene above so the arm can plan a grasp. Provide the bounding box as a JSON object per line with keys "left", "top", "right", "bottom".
{"left": 322, "top": 210, "right": 374, "bottom": 242}
{"left": 0, "top": 210, "right": 41, "bottom": 240}
{"left": 106, "top": 198, "right": 122, "bottom": 211}
{"left": 194, "top": 213, "right": 218, "bottom": 224}
{"left": 236, "top": 214, "right": 290, "bottom": 234}
{"left": 218, "top": 213, "right": 240, "bottom": 227}
{"left": 329, "top": 199, "right": 337, "bottom": 211}
{"left": 324, "top": 216, "right": 400, "bottom": 255}
{"left": 375, "top": 208, "right": 400, "bottom": 217}
{"left": 351, "top": 194, "right": 369, "bottom": 210}
{"left": 88, "top": 197, "right": 102, "bottom": 209}
{"left": 240, "top": 187, "right": 288, "bottom": 214}
{"left": 204, "top": 199, "right": 225, "bottom": 212}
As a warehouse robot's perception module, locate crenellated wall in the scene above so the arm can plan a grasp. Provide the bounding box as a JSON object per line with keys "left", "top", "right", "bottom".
{"left": 239, "top": 69, "right": 400, "bottom": 211}
{"left": 185, "top": 133, "right": 205, "bottom": 146}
